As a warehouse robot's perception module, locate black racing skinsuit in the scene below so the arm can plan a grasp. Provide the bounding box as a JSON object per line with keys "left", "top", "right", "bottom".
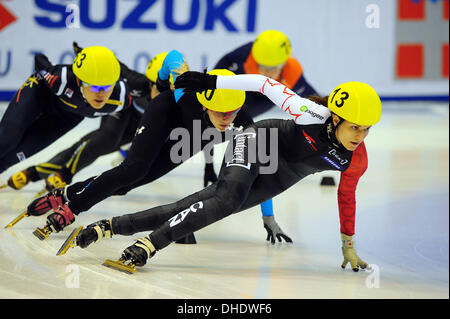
{"left": 0, "top": 54, "right": 131, "bottom": 174}
{"left": 64, "top": 89, "right": 254, "bottom": 214}
{"left": 22, "top": 62, "right": 149, "bottom": 184}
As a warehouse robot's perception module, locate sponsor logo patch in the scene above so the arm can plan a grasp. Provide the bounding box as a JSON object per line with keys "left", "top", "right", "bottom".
{"left": 320, "top": 155, "right": 343, "bottom": 171}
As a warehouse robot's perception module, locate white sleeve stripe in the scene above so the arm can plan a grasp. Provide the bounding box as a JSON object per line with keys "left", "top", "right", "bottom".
{"left": 217, "top": 74, "right": 330, "bottom": 125}
{"left": 114, "top": 81, "right": 126, "bottom": 112}
{"left": 56, "top": 67, "right": 67, "bottom": 96}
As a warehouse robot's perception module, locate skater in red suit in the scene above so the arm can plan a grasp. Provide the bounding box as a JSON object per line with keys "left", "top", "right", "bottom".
{"left": 66, "top": 71, "right": 382, "bottom": 273}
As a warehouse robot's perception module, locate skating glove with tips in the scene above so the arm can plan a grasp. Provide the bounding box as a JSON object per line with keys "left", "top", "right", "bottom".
{"left": 174, "top": 70, "right": 217, "bottom": 92}
{"left": 72, "top": 41, "right": 83, "bottom": 55}
{"left": 263, "top": 216, "right": 293, "bottom": 244}
{"left": 341, "top": 233, "right": 369, "bottom": 272}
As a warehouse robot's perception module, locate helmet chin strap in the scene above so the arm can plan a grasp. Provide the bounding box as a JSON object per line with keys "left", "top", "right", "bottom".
{"left": 80, "top": 86, "right": 87, "bottom": 100}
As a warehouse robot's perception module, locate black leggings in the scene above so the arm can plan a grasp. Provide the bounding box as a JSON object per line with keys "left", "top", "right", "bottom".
{"left": 112, "top": 122, "right": 300, "bottom": 250}
{"left": 31, "top": 106, "right": 141, "bottom": 183}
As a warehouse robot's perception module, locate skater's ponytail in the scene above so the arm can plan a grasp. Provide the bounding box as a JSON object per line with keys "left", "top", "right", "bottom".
{"left": 306, "top": 95, "right": 329, "bottom": 108}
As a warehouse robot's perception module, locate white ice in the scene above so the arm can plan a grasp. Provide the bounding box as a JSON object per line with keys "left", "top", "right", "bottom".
{"left": 0, "top": 101, "right": 448, "bottom": 299}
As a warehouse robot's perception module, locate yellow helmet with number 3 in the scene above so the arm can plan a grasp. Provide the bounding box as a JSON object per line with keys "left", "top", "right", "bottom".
{"left": 251, "top": 30, "right": 292, "bottom": 67}
{"left": 72, "top": 46, "right": 120, "bottom": 86}
{"left": 327, "top": 82, "right": 382, "bottom": 126}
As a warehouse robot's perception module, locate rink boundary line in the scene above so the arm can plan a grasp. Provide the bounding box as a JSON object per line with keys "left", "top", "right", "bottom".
{"left": 0, "top": 91, "right": 448, "bottom": 103}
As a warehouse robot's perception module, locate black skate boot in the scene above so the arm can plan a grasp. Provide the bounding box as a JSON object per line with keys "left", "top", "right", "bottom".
{"left": 103, "top": 236, "right": 156, "bottom": 274}
{"left": 56, "top": 219, "right": 113, "bottom": 256}
{"left": 77, "top": 219, "right": 114, "bottom": 248}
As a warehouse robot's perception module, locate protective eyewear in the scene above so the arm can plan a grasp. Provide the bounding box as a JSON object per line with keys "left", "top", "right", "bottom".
{"left": 211, "top": 107, "right": 242, "bottom": 119}
{"left": 81, "top": 81, "right": 114, "bottom": 93}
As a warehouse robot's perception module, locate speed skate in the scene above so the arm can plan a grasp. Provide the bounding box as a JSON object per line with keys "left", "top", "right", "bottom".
{"left": 103, "top": 258, "right": 137, "bottom": 274}
{"left": 4, "top": 210, "right": 29, "bottom": 229}
{"left": 56, "top": 226, "right": 83, "bottom": 256}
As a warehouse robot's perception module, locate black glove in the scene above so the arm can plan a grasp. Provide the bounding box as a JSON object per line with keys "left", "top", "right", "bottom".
{"left": 156, "top": 75, "right": 171, "bottom": 92}
{"left": 72, "top": 41, "right": 83, "bottom": 55}
{"left": 174, "top": 70, "right": 217, "bottom": 92}
{"left": 34, "top": 53, "right": 52, "bottom": 73}
{"left": 203, "top": 163, "right": 218, "bottom": 187}
{"left": 263, "top": 216, "right": 293, "bottom": 244}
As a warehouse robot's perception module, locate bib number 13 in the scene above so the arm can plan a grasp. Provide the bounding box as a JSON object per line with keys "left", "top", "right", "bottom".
{"left": 330, "top": 88, "right": 349, "bottom": 108}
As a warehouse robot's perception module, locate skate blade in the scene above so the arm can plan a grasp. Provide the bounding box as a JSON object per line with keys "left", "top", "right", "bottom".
{"left": 0, "top": 183, "right": 7, "bottom": 191}
{"left": 103, "top": 259, "right": 136, "bottom": 274}
{"left": 56, "top": 226, "right": 83, "bottom": 256}
{"left": 33, "top": 225, "right": 51, "bottom": 241}
{"left": 34, "top": 188, "right": 47, "bottom": 199}
{"left": 4, "top": 210, "right": 29, "bottom": 229}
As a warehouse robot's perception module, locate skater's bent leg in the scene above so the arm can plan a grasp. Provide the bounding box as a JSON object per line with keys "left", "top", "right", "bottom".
{"left": 69, "top": 111, "right": 131, "bottom": 174}
{"left": 64, "top": 100, "right": 175, "bottom": 214}
{"left": 66, "top": 157, "right": 153, "bottom": 214}
{"left": 0, "top": 110, "right": 82, "bottom": 173}
{"left": 112, "top": 128, "right": 262, "bottom": 238}
{"left": 112, "top": 183, "right": 217, "bottom": 235}
{"left": 0, "top": 80, "right": 47, "bottom": 172}
{"left": 148, "top": 175, "right": 256, "bottom": 250}
{"left": 149, "top": 130, "right": 264, "bottom": 250}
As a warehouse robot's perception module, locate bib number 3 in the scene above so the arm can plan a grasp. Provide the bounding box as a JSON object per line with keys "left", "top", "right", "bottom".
{"left": 75, "top": 53, "right": 86, "bottom": 68}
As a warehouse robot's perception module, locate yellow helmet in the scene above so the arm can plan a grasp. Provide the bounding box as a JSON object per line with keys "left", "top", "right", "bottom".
{"left": 251, "top": 30, "right": 292, "bottom": 67}
{"left": 196, "top": 69, "right": 246, "bottom": 112}
{"left": 72, "top": 46, "right": 120, "bottom": 86}
{"left": 145, "top": 52, "right": 168, "bottom": 83}
{"left": 328, "top": 82, "right": 382, "bottom": 126}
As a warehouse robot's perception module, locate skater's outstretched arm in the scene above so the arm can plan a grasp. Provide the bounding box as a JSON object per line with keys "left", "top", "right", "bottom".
{"left": 175, "top": 72, "right": 331, "bottom": 125}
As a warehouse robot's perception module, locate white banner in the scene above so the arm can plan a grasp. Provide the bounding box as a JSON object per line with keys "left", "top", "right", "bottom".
{"left": 0, "top": 0, "right": 448, "bottom": 97}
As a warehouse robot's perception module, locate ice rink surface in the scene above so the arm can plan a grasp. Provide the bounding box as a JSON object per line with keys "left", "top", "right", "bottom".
{"left": 0, "top": 101, "right": 448, "bottom": 299}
